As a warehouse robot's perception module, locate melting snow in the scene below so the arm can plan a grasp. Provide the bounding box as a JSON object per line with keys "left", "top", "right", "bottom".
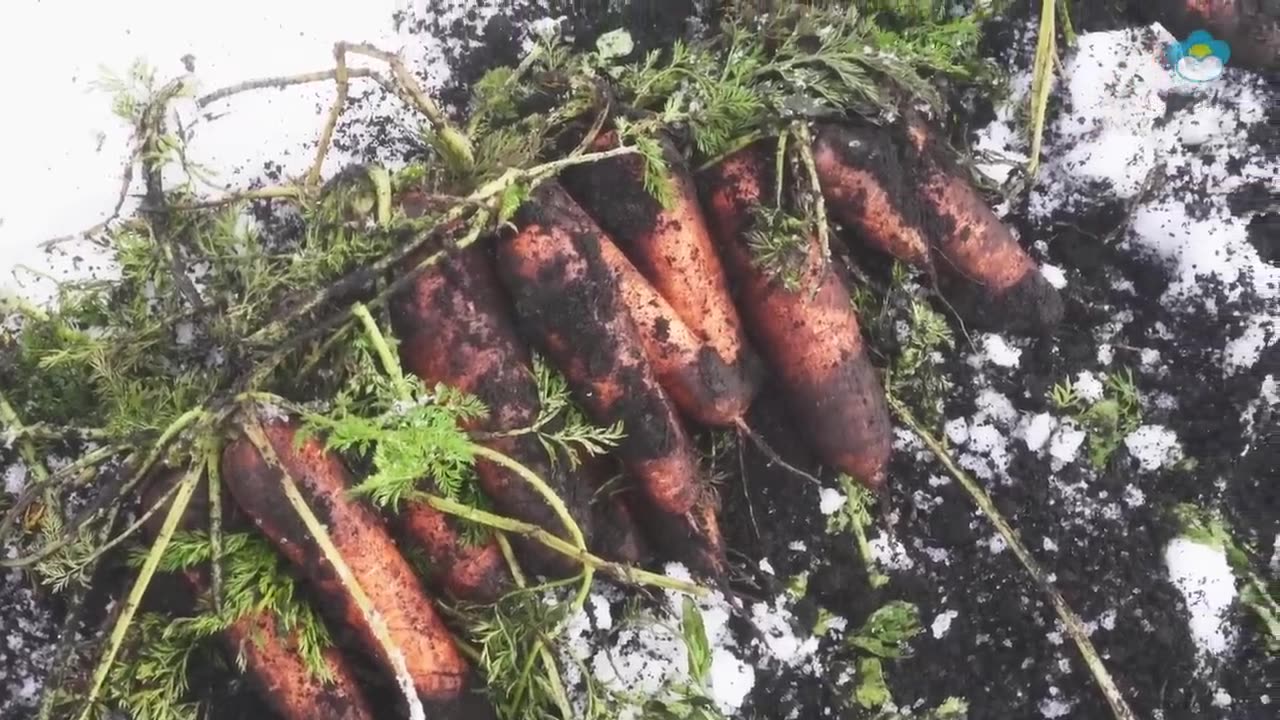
{"left": 1164, "top": 539, "right": 1238, "bottom": 657}
{"left": 1124, "top": 425, "right": 1183, "bottom": 471}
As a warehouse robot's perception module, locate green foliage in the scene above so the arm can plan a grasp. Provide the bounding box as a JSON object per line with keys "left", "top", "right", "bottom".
{"left": 530, "top": 355, "right": 626, "bottom": 469}
{"left": 1049, "top": 369, "right": 1142, "bottom": 469}
{"left": 886, "top": 292, "right": 955, "bottom": 430}
{"left": 304, "top": 381, "right": 487, "bottom": 510}
{"left": 463, "top": 587, "right": 572, "bottom": 720}
{"left": 855, "top": 656, "right": 892, "bottom": 710}
{"left": 745, "top": 205, "right": 811, "bottom": 291}
{"left": 95, "top": 613, "right": 207, "bottom": 720}
{"left": 827, "top": 474, "right": 889, "bottom": 589}
{"left": 849, "top": 601, "right": 922, "bottom": 659}
{"left": 681, "top": 597, "right": 712, "bottom": 686}
{"left": 1174, "top": 504, "right": 1279, "bottom": 654}
{"left": 138, "top": 531, "right": 335, "bottom": 679}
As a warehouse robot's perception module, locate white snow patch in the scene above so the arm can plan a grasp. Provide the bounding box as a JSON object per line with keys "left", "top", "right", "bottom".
{"left": 1224, "top": 317, "right": 1277, "bottom": 374}
{"left": 1048, "top": 423, "right": 1087, "bottom": 468}
{"left": 975, "top": 389, "right": 1017, "bottom": 426}
{"left": 1040, "top": 263, "right": 1067, "bottom": 289}
{"left": 869, "top": 534, "right": 915, "bottom": 571}
{"left": 1124, "top": 425, "right": 1182, "bottom": 471}
{"left": 944, "top": 417, "right": 970, "bottom": 445}
{"left": 931, "top": 610, "right": 958, "bottom": 639}
{"left": 750, "top": 598, "right": 820, "bottom": 668}
{"left": 3, "top": 464, "right": 27, "bottom": 496}
{"left": 1096, "top": 343, "right": 1114, "bottom": 365}
{"left": 1021, "top": 413, "right": 1057, "bottom": 452}
{"left": 979, "top": 333, "right": 1022, "bottom": 368}
{"left": 1073, "top": 371, "right": 1105, "bottom": 403}
{"left": 1165, "top": 538, "right": 1238, "bottom": 656}
{"left": 818, "top": 488, "right": 846, "bottom": 516}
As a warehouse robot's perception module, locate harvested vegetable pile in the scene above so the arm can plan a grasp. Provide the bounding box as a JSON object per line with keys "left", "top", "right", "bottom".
{"left": 1, "top": 1, "right": 1277, "bottom": 720}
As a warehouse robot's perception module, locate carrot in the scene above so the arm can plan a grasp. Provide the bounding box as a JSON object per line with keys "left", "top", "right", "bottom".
{"left": 594, "top": 230, "right": 752, "bottom": 426}
{"left": 141, "top": 471, "right": 375, "bottom": 720}
{"left": 221, "top": 419, "right": 489, "bottom": 715}
{"left": 495, "top": 180, "right": 725, "bottom": 574}
{"left": 389, "top": 243, "right": 593, "bottom": 580}
{"left": 397, "top": 501, "right": 510, "bottom": 603}
{"left": 579, "top": 456, "right": 649, "bottom": 566}
{"left": 561, "top": 130, "right": 763, "bottom": 402}
{"left": 896, "top": 115, "right": 1064, "bottom": 333}
{"left": 698, "top": 143, "right": 893, "bottom": 490}
{"left": 811, "top": 122, "right": 933, "bottom": 269}
{"left": 1141, "top": 0, "right": 1279, "bottom": 73}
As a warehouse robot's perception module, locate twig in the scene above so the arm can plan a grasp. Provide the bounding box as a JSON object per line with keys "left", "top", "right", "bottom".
{"left": 342, "top": 42, "right": 475, "bottom": 170}
{"left": 792, "top": 122, "right": 832, "bottom": 262}
{"left": 306, "top": 46, "right": 351, "bottom": 189}
{"left": 161, "top": 185, "right": 305, "bottom": 211}
{"left": 889, "top": 395, "right": 1137, "bottom": 720}
{"left": 420, "top": 493, "right": 704, "bottom": 596}
{"left": 39, "top": 149, "right": 138, "bottom": 249}
{"left": 1, "top": 408, "right": 204, "bottom": 568}
{"left": 1027, "top": 0, "right": 1058, "bottom": 176}
{"left": 204, "top": 441, "right": 225, "bottom": 610}
{"left": 197, "top": 67, "right": 381, "bottom": 108}
{"left": 733, "top": 418, "right": 822, "bottom": 486}
{"left": 74, "top": 462, "right": 201, "bottom": 720}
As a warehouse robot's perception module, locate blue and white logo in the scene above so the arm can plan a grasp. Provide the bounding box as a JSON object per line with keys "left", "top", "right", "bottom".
{"left": 1166, "top": 30, "right": 1232, "bottom": 82}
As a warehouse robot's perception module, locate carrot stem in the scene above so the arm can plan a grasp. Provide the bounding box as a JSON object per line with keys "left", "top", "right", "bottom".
{"left": 75, "top": 462, "right": 202, "bottom": 720}
{"left": 243, "top": 416, "right": 428, "bottom": 720}
{"left": 889, "top": 395, "right": 1137, "bottom": 720}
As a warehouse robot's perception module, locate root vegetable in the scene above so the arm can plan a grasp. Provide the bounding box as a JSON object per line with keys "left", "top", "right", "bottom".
{"left": 397, "top": 501, "right": 510, "bottom": 603}
{"left": 562, "top": 131, "right": 762, "bottom": 398}
{"left": 814, "top": 120, "right": 1063, "bottom": 334}
{"left": 699, "top": 143, "right": 893, "bottom": 490}
{"left": 495, "top": 181, "right": 725, "bottom": 574}
{"left": 389, "top": 243, "right": 593, "bottom": 579}
{"left": 595, "top": 230, "right": 754, "bottom": 426}
{"left": 221, "top": 419, "right": 489, "bottom": 715}
{"left": 812, "top": 123, "right": 933, "bottom": 270}
{"left": 141, "top": 471, "right": 375, "bottom": 720}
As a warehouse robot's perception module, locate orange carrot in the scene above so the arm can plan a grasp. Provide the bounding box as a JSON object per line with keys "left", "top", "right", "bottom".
{"left": 898, "top": 115, "right": 1064, "bottom": 333}
{"left": 389, "top": 243, "right": 593, "bottom": 579}
{"left": 222, "top": 419, "right": 489, "bottom": 715}
{"left": 141, "top": 471, "right": 375, "bottom": 720}
{"left": 495, "top": 180, "right": 725, "bottom": 575}
{"left": 699, "top": 143, "right": 893, "bottom": 490}
{"left": 562, "top": 130, "right": 762, "bottom": 398}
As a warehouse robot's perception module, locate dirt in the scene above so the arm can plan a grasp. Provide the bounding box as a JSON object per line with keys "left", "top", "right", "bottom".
{"left": 6, "top": 2, "right": 1276, "bottom": 719}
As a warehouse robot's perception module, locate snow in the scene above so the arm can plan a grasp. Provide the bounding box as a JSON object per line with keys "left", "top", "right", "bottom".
{"left": 1124, "top": 425, "right": 1183, "bottom": 471}
{"left": 1072, "top": 371, "right": 1105, "bottom": 403}
{"left": 979, "top": 333, "right": 1022, "bottom": 368}
{"left": 930, "top": 610, "right": 958, "bottom": 639}
{"left": 818, "top": 487, "right": 845, "bottom": 515}
{"left": 1048, "top": 423, "right": 1087, "bottom": 468}
{"left": 1040, "top": 263, "right": 1067, "bottom": 289}
{"left": 3, "top": 463, "right": 27, "bottom": 496}
{"left": 1164, "top": 538, "right": 1238, "bottom": 657}
{"left": 869, "top": 534, "right": 915, "bottom": 571}
{"left": 1021, "top": 413, "right": 1057, "bottom": 452}
{"left": 749, "top": 597, "right": 820, "bottom": 668}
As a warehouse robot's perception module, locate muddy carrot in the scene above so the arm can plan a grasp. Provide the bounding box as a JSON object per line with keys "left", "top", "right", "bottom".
{"left": 389, "top": 243, "right": 593, "bottom": 579}
{"left": 812, "top": 122, "right": 933, "bottom": 269}
{"left": 221, "top": 419, "right": 490, "bottom": 716}
{"left": 699, "top": 143, "right": 894, "bottom": 490}
{"left": 562, "top": 131, "right": 763, "bottom": 413}
{"left": 141, "top": 471, "right": 375, "bottom": 720}
{"left": 495, "top": 180, "right": 725, "bottom": 575}
{"left": 397, "top": 501, "right": 510, "bottom": 603}
{"left": 897, "top": 115, "right": 1064, "bottom": 333}
{"left": 594, "top": 231, "right": 753, "bottom": 426}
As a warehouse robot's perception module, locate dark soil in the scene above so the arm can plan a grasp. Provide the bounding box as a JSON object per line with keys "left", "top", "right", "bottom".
{"left": 5, "top": 2, "right": 1276, "bottom": 720}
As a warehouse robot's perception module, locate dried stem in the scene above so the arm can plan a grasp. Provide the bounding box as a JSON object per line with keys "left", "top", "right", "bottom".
{"left": 889, "top": 395, "right": 1137, "bottom": 720}
{"left": 307, "top": 45, "right": 351, "bottom": 189}
{"left": 197, "top": 67, "right": 381, "bottom": 108}
{"left": 243, "top": 416, "right": 427, "bottom": 720}
{"left": 75, "top": 462, "right": 202, "bottom": 720}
